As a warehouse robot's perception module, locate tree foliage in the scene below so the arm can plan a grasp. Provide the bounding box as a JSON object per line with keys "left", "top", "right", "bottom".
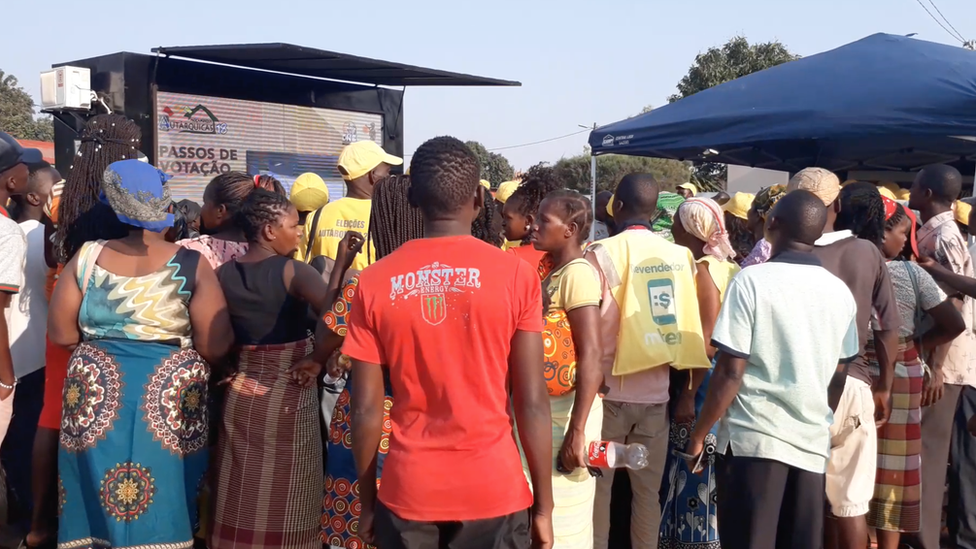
{"left": 668, "top": 37, "right": 799, "bottom": 189}
{"left": 465, "top": 141, "right": 515, "bottom": 186}
{"left": 553, "top": 152, "right": 692, "bottom": 194}
{"left": 0, "top": 71, "right": 54, "bottom": 141}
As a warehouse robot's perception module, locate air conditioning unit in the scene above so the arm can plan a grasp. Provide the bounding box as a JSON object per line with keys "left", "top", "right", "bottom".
{"left": 40, "top": 66, "right": 92, "bottom": 110}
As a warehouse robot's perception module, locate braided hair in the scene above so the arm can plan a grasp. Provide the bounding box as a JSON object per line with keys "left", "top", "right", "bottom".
{"left": 204, "top": 171, "right": 287, "bottom": 229}
{"left": 836, "top": 182, "right": 886, "bottom": 247}
{"left": 544, "top": 190, "right": 593, "bottom": 244}
{"left": 234, "top": 188, "right": 294, "bottom": 243}
{"left": 507, "top": 165, "right": 563, "bottom": 220}
{"left": 254, "top": 174, "right": 287, "bottom": 195}
{"left": 884, "top": 202, "right": 915, "bottom": 260}
{"left": 368, "top": 175, "right": 424, "bottom": 261}
{"left": 725, "top": 212, "right": 756, "bottom": 265}
{"left": 55, "top": 114, "right": 140, "bottom": 262}
{"left": 471, "top": 195, "right": 503, "bottom": 247}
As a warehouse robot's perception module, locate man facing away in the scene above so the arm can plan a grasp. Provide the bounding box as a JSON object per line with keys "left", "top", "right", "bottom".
{"left": 587, "top": 173, "right": 711, "bottom": 549}
{"left": 686, "top": 189, "right": 860, "bottom": 549}
{"left": 343, "top": 136, "right": 554, "bottom": 549}
{"left": 295, "top": 140, "right": 402, "bottom": 275}
{"left": 908, "top": 164, "right": 976, "bottom": 549}
{"left": 0, "top": 132, "right": 39, "bottom": 445}
{"left": 787, "top": 168, "right": 900, "bottom": 549}
{"left": 1, "top": 160, "right": 57, "bottom": 524}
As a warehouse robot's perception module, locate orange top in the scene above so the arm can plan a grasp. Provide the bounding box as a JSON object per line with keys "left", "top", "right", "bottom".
{"left": 508, "top": 244, "right": 551, "bottom": 280}
{"left": 343, "top": 235, "right": 541, "bottom": 522}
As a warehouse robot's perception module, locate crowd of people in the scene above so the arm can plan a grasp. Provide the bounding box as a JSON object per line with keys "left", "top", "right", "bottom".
{"left": 2, "top": 112, "right": 976, "bottom": 549}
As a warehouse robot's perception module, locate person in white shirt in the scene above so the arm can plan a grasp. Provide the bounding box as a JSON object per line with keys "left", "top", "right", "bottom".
{"left": 1, "top": 161, "right": 57, "bottom": 528}
{"left": 684, "top": 190, "right": 859, "bottom": 549}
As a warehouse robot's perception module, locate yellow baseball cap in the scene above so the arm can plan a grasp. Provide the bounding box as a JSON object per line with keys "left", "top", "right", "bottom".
{"left": 721, "top": 192, "right": 755, "bottom": 220}
{"left": 877, "top": 187, "right": 897, "bottom": 200}
{"left": 894, "top": 188, "right": 910, "bottom": 201}
{"left": 495, "top": 180, "right": 520, "bottom": 204}
{"left": 956, "top": 200, "right": 972, "bottom": 226}
{"left": 480, "top": 179, "right": 491, "bottom": 190}
{"left": 607, "top": 194, "right": 615, "bottom": 217}
{"left": 289, "top": 173, "right": 330, "bottom": 213}
{"left": 337, "top": 141, "right": 403, "bottom": 181}
{"left": 676, "top": 182, "right": 698, "bottom": 196}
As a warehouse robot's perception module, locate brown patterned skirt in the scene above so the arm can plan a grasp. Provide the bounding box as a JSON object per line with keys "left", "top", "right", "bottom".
{"left": 209, "top": 338, "right": 323, "bottom": 549}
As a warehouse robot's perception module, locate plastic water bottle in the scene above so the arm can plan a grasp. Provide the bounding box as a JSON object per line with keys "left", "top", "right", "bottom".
{"left": 586, "top": 441, "right": 649, "bottom": 469}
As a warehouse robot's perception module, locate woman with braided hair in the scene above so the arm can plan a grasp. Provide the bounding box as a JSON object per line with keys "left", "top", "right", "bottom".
{"left": 25, "top": 115, "right": 137, "bottom": 549}
{"left": 523, "top": 189, "right": 605, "bottom": 548}
{"left": 210, "top": 189, "right": 333, "bottom": 549}
{"left": 319, "top": 174, "right": 422, "bottom": 548}
{"left": 179, "top": 171, "right": 286, "bottom": 269}
{"left": 502, "top": 166, "right": 563, "bottom": 278}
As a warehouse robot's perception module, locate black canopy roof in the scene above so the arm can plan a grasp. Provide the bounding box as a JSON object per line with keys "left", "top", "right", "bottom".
{"left": 151, "top": 43, "right": 520, "bottom": 87}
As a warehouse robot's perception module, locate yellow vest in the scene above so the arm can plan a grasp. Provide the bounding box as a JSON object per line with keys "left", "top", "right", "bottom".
{"left": 590, "top": 230, "right": 710, "bottom": 375}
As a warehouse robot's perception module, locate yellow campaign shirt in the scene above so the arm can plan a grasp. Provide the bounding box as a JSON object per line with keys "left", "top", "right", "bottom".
{"left": 698, "top": 255, "right": 741, "bottom": 301}
{"left": 296, "top": 197, "right": 376, "bottom": 270}
{"left": 545, "top": 258, "right": 602, "bottom": 314}
{"left": 589, "top": 229, "right": 710, "bottom": 375}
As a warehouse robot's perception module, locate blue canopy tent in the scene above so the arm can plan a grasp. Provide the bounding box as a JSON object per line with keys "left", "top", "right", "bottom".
{"left": 588, "top": 33, "right": 976, "bottom": 176}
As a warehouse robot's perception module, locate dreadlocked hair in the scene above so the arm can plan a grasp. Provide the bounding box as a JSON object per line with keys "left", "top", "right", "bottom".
{"left": 255, "top": 174, "right": 287, "bottom": 195}
{"left": 508, "top": 165, "right": 563, "bottom": 219}
{"left": 234, "top": 189, "right": 294, "bottom": 243}
{"left": 725, "top": 212, "right": 756, "bottom": 265}
{"left": 368, "top": 175, "right": 424, "bottom": 261}
{"left": 545, "top": 190, "right": 593, "bottom": 244}
{"left": 836, "top": 182, "right": 886, "bottom": 247}
{"left": 471, "top": 195, "right": 503, "bottom": 247}
{"left": 56, "top": 114, "right": 140, "bottom": 263}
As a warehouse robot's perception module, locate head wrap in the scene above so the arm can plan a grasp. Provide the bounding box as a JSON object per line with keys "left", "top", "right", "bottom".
{"left": 678, "top": 197, "right": 736, "bottom": 261}
{"left": 752, "top": 185, "right": 788, "bottom": 220}
{"left": 787, "top": 167, "right": 841, "bottom": 206}
{"left": 99, "top": 159, "right": 174, "bottom": 232}
{"left": 882, "top": 195, "right": 920, "bottom": 258}
{"left": 651, "top": 192, "right": 685, "bottom": 241}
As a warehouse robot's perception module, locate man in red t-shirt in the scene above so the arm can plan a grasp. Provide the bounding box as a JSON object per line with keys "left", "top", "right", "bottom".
{"left": 343, "top": 136, "right": 554, "bottom": 549}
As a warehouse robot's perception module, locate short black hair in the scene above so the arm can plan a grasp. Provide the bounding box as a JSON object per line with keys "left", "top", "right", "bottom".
{"left": 768, "top": 189, "right": 826, "bottom": 245}
{"left": 916, "top": 164, "right": 962, "bottom": 204}
{"left": 614, "top": 173, "right": 660, "bottom": 218}
{"left": 26, "top": 161, "right": 59, "bottom": 194}
{"left": 234, "top": 188, "right": 294, "bottom": 243}
{"left": 409, "top": 136, "right": 480, "bottom": 217}
{"left": 836, "top": 182, "right": 885, "bottom": 247}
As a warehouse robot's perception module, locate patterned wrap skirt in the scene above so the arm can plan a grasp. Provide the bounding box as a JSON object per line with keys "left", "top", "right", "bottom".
{"left": 58, "top": 339, "right": 210, "bottom": 549}
{"left": 867, "top": 341, "right": 923, "bottom": 533}
{"left": 210, "top": 338, "right": 323, "bottom": 549}
{"left": 321, "top": 375, "right": 393, "bottom": 549}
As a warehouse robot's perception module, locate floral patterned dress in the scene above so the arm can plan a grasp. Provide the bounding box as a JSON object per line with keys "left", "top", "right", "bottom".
{"left": 58, "top": 241, "right": 209, "bottom": 549}
{"left": 321, "top": 275, "right": 394, "bottom": 549}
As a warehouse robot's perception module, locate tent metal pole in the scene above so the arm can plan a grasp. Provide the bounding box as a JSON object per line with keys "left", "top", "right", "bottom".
{"left": 590, "top": 154, "right": 597, "bottom": 241}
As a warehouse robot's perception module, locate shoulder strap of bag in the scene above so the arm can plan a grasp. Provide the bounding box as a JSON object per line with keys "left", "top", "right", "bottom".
{"left": 305, "top": 208, "right": 324, "bottom": 262}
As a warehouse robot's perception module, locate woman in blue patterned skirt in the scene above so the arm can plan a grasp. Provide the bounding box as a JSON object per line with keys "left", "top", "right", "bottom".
{"left": 49, "top": 160, "right": 232, "bottom": 549}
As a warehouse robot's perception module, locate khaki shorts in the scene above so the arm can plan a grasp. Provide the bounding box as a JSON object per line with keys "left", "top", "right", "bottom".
{"left": 826, "top": 377, "right": 877, "bottom": 517}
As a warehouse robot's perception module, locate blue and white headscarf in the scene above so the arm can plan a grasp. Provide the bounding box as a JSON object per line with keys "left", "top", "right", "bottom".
{"left": 100, "top": 160, "right": 174, "bottom": 233}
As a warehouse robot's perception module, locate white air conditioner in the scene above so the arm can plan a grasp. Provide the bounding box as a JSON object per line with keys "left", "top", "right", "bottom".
{"left": 40, "top": 66, "right": 92, "bottom": 110}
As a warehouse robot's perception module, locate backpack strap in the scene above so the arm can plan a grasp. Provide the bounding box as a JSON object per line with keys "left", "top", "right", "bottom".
{"left": 305, "top": 208, "right": 324, "bottom": 261}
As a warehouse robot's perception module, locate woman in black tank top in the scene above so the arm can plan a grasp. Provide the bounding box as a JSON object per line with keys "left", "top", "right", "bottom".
{"left": 210, "top": 189, "right": 332, "bottom": 549}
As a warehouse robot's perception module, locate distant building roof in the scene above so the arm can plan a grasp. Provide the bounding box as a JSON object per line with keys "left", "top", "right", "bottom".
{"left": 152, "top": 43, "right": 521, "bottom": 88}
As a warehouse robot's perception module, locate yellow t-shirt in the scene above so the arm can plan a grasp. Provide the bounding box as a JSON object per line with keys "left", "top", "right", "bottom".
{"left": 545, "top": 258, "right": 602, "bottom": 314}
{"left": 502, "top": 239, "right": 521, "bottom": 251}
{"left": 698, "top": 255, "right": 741, "bottom": 301}
{"left": 589, "top": 230, "right": 710, "bottom": 375}
{"left": 296, "top": 197, "right": 376, "bottom": 270}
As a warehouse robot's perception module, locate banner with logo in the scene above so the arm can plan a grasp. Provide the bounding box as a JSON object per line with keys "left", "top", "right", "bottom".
{"left": 155, "top": 91, "right": 384, "bottom": 202}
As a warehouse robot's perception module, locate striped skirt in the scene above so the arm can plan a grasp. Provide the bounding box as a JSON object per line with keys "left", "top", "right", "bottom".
{"left": 210, "top": 338, "right": 323, "bottom": 549}
{"left": 867, "top": 342, "right": 923, "bottom": 533}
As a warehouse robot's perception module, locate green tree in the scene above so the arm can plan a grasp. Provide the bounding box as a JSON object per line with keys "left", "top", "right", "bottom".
{"left": 465, "top": 140, "right": 515, "bottom": 186}
{"left": 553, "top": 151, "right": 692, "bottom": 194}
{"left": 0, "top": 71, "right": 54, "bottom": 141}
{"left": 668, "top": 37, "right": 799, "bottom": 189}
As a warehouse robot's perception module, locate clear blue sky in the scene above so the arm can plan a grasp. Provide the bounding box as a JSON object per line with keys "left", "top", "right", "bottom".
{"left": 3, "top": 0, "right": 973, "bottom": 169}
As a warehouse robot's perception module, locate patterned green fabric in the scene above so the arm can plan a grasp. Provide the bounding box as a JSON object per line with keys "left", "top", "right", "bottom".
{"left": 652, "top": 192, "right": 686, "bottom": 242}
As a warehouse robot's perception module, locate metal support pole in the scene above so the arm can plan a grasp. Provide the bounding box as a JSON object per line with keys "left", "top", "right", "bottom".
{"left": 590, "top": 153, "right": 597, "bottom": 241}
